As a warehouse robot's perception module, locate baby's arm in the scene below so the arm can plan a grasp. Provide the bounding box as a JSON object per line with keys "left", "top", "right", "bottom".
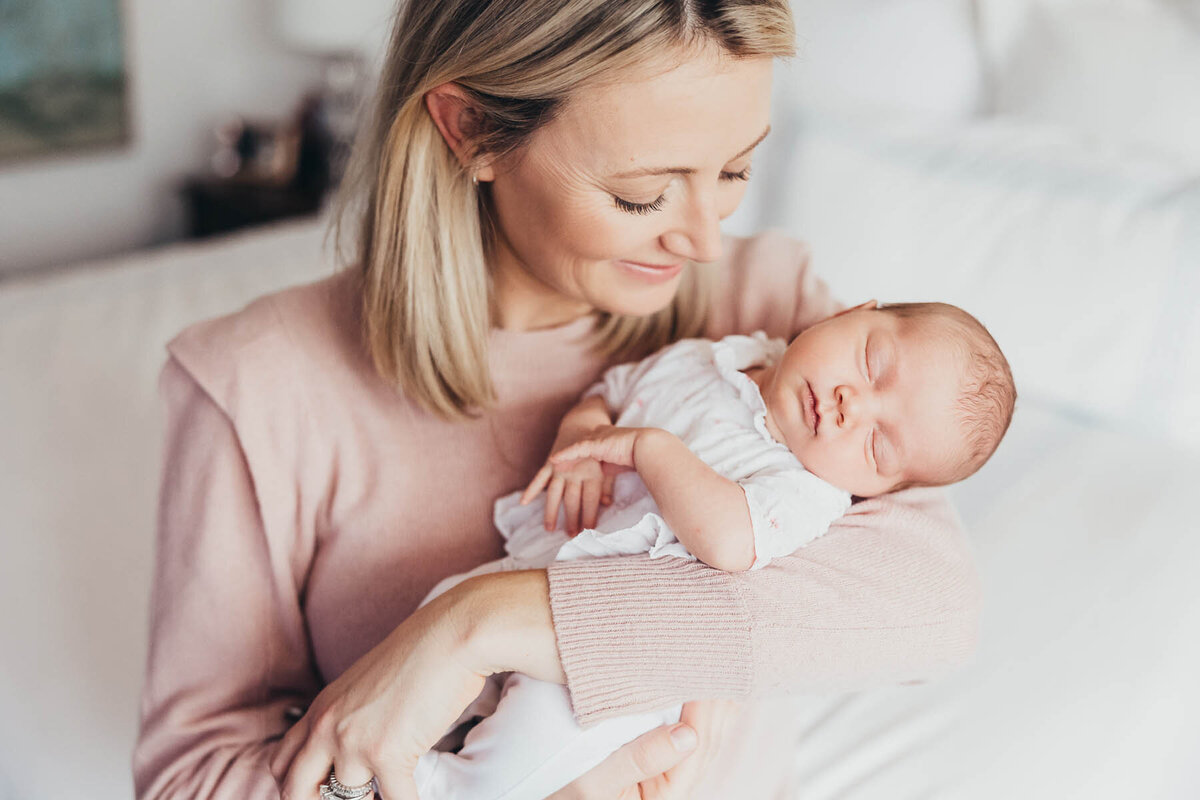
{"left": 551, "top": 427, "right": 756, "bottom": 571}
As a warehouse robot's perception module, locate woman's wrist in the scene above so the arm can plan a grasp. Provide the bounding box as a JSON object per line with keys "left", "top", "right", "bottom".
{"left": 449, "top": 568, "right": 567, "bottom": 684}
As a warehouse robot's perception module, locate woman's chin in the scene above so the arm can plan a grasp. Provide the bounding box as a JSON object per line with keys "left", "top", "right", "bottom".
{"left": 594, "top": 267, "right": 686, "bottom": 317}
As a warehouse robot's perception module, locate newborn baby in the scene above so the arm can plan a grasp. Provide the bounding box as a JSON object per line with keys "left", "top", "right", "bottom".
{"left": 412, "top": 300, "right": 1016, "bottom": 799}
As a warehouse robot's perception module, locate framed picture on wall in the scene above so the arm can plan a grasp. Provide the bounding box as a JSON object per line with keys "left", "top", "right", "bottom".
{"left": 0, "top": 0, "right": 130, "bottom": 164}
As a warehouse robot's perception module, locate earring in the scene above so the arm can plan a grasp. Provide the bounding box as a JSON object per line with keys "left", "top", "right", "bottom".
{"left": 471, "top": 173, "right": 479, "bottom": 187}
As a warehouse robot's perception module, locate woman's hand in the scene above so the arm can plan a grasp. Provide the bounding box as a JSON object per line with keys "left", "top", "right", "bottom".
{"left": 550, "top": 699, "right": 740, "bottom": 799}
{"left": 270, "top": 570, "right": 563, "bottom": 800}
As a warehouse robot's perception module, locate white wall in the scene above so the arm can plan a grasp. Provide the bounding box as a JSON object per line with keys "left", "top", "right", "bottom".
{"left": 0, "top": 0, "right": 325, "bottom": 277}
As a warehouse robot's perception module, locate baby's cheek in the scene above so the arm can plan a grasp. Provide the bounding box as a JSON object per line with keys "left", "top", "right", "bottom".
{"left": 798, "top": 439, "right": 836, "bottom": 479}
{"left": 804, "top": 440, "right": 864, "bottom": 494}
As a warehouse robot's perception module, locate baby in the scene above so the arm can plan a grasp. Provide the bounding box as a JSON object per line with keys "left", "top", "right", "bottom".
{"left": 412, "top": 300, "right": 1015, "bottom": 799}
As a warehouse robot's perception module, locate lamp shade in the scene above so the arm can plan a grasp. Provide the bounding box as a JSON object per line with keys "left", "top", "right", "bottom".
{"left": 276, "top": 0, "right": 396, "bottom": 56}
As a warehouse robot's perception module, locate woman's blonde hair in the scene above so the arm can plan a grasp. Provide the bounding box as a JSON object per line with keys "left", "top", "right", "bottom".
{"left": 333, "top": 0, "right": 795, "bottom": 419}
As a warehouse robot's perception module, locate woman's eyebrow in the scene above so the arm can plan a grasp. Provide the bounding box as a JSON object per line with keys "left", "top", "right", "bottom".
{"left": 610, "top": 125, "right": 772, "bottom": 179}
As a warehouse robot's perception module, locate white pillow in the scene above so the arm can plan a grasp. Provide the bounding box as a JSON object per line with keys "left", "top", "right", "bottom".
{"left": 727, "top": 107, "right": 1200, "bottom": 449}
{"left": 778, "top": 0, "right": 986, "bottom": 122}
{"left": 976, "top": 0, "right": 1200, "bottom": 167}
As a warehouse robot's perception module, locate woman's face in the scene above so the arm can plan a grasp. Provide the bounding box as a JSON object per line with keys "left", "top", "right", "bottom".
{"left": 484, "top": 46, "right": 774, "bottom": 328}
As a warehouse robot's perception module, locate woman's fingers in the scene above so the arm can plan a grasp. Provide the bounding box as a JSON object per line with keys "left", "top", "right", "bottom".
{"left": 269, "top": 717, "right": 308, "bottom": 787}
{"left": 374, "top": 772, "right": 419, "bottom": 800}
{"left": 329, "top": 758, "right": 375, "bottom": 795}
{"left": 279, "top": 738, "right": 334, "bottom": 800}
{"left": 653, "top": 699, "right": 741, "bottom": 794}
{"left": 552, "top": 722, "right": 697, "bottom": 799}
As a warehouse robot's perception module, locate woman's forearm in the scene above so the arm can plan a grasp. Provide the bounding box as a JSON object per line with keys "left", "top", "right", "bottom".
{"left": 453, "top": 568, "right": 567, "bottom": 683}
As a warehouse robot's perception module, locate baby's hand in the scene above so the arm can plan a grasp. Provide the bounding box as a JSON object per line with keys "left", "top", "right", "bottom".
{"left": 550, "top": 426, "right": 646, "bottom": 470}
{"left": 521, "top": 426, "right": 621, "bottom": 536}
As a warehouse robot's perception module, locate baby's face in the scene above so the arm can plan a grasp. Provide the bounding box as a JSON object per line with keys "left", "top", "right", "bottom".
{"left": 757, "top": 307, "right": 967, "bottom": 497}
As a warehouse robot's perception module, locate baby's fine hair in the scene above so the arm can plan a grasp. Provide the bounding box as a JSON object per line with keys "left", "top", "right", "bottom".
{"left": 877, "top": 302, "right": 1016, "bottom": 490}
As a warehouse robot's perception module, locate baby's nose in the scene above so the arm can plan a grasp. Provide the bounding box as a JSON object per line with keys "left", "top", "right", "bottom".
{"left": 836, "top": 385, "right": 862, "bottom": 426}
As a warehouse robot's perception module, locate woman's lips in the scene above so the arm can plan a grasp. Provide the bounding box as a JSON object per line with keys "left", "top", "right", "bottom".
{"left": 615, "top": 259, "right": 684, "bottom": 284}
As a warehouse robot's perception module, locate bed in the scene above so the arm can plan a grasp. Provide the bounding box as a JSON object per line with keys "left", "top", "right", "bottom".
{"left": 2, "top": 1, "right": 1198, "bottom": 797}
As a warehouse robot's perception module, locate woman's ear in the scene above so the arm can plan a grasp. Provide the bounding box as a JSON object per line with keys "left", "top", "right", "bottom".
{"left": 424, "top": 83, "right": 496, "bottom": 182}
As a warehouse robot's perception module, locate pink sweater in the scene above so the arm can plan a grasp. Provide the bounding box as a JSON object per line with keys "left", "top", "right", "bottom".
{"left": 132, "top": 231, "right": 980, "bottom": 799}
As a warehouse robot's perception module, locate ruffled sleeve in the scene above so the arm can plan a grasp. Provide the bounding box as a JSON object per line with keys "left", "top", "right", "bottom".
{"left": 738, "top": 466, "right": 851, "bottom": 570}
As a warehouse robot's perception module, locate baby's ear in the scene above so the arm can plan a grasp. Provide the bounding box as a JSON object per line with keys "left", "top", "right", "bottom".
{"left": 831, "top": 299, "right": 878, "bottom": 319}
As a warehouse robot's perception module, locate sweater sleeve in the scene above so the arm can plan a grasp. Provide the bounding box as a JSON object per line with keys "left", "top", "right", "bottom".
{"left": 545, "top": 230, "right": 981, "bottom": 725}
{"left": 132, "top": 357, "right": 321, "bottom": 799}
{"left": 547, "top": 487, "right": 979, "bottom": 725}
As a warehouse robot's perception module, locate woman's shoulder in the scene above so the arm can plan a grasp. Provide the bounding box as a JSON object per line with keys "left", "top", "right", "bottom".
{"left": 165, "top": 267, "right": 370, "bottom": 418}
{"left": 706, "top": 230, "right": 839, "bottom": 340}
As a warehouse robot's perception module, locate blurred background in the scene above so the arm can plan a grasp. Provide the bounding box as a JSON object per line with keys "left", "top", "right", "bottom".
{"left": 2, "top": 1, "right": 1199, "bottom": 798}
{"left": 0, "top": 0, "right": 392, "bottom": 276}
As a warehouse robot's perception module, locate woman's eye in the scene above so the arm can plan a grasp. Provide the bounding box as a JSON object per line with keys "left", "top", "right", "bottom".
{"left": 614, "top": 194, "right": 666, "bottom": 215}
{"left": 720, "top": 166, "right": 752, "bottom": 182}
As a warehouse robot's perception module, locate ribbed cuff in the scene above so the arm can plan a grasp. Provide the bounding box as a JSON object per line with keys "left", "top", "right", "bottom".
{"left": 546, "top": 555, "right": 754, "bottom": 727}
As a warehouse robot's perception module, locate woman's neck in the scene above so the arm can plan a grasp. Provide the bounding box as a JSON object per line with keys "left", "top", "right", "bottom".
{"left": 489, "top": 245, "right": 593, "bottom": 332}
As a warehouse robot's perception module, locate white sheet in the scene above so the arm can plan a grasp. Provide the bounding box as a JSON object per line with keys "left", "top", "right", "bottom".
{"left": 0, "top": 218, "right": 334, "bottom": 798}
{"left": 779, "top": 400, "right": 1200, "bottom": 798}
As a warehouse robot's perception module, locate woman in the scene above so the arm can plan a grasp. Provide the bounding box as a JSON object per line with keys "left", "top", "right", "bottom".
{"left": 133, "top": 1, "right": 980, "bottom": 798}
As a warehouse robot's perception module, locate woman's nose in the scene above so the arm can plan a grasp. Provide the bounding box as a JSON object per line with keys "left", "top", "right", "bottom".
{"left": 660, "top": 191, "right": 723, "bottom": 263}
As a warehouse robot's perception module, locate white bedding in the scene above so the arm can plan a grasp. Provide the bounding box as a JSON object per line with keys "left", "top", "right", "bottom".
{"left": 778, "top": 400, "right": 1200, "bottom": 798}
{"left": 6, "top": 2, "right": 1200, "bottom": 794}
{"left": 0, "top": 219, "right": 335, "bottom": 798}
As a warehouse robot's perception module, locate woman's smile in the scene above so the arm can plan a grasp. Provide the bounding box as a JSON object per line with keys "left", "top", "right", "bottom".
{"left": 615, "top": 259, "right": 685, "bottom": 283}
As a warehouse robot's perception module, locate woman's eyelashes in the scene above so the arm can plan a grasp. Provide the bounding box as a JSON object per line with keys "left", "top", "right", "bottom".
{"left": 612, "top": 166, "right": 752, "bottom": 214}
{"left": 614, "top": 194, "right": 666, "bottom": 215}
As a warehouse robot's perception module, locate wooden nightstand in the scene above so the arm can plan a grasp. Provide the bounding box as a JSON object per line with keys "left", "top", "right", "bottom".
{"left": 183, "top": 178, "right": 325, "bottom": 239}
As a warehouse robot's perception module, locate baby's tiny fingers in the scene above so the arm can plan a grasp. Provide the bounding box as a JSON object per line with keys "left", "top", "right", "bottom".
{"left": 544, "top": 476, "right": 566, "bottom": 531}
{"left": 580, "top": 480, "right": 601, "bottom": 530}
{"left": 563, "top": 480, "right": 582, "bottom": 536}
{"left": 601, "top": 473, "right": 615, "bottom": 505}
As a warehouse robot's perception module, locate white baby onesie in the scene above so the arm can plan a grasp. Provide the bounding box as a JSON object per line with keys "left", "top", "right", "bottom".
{"left": 412, "top": 332, "right": 852, "bottom": 800}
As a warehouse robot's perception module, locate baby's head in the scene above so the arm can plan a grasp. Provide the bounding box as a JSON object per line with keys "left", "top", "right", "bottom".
{"left": 758, "top": 301, "right": 1015, "bottom": 498}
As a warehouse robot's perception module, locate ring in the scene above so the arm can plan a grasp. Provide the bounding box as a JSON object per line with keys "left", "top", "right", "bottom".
{"left": 319, "top": 768, "right": 375, "bottom": 800}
